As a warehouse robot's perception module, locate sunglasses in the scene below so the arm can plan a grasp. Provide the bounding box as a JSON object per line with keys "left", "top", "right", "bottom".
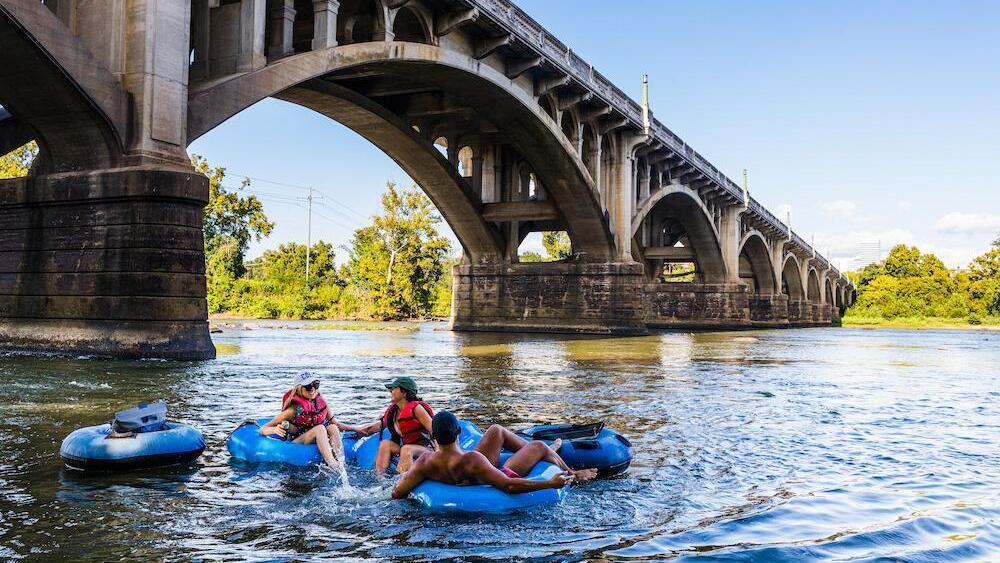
{"left": 303, "top": 381, "right": 320, "bottom": 391}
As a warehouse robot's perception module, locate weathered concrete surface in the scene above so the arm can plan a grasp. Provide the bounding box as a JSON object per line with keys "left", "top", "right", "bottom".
{"left": 0, "top": 168, "right": 215, "bottom": 359}
{"left": 644, "top": 283, "right": 750, "bottom": 328}
{"left": 749, "top": 293, "right": 790, "bottom": 328}
{"left": 0, "top": 0, "right": 855, "bottom": 358}
{"left": 450, "top": 262, "right": 648, "bottom": 335}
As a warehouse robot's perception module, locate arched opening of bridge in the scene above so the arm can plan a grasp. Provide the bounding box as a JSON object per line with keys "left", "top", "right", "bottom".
{"left": 338, "top": 0, "right": 385, "bottom": 44}
{"left": 391, "top": 7, "right": 431, "bottom": 44}
{"left": 639, "top": 192, "right": 726, "bottom": 284}
{"left": 781, "top": 255, "right": 807, "bottom": 324}
{"left": 807, "top": 269, "right": 821, "bottom": 303}
{"left": 739, "top": 234, "right": 776, "bottom": 295}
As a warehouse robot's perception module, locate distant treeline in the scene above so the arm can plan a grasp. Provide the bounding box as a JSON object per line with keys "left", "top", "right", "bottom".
{"left": 846, "top": 241, "right": 1000, "bottom": 324}
{"left": 197, "top": 156, "right": 454, "bottom": 320}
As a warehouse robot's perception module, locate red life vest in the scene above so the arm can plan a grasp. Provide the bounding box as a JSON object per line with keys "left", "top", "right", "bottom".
{"left": 282, "top": 390, "right": 329, "bottom": 430}
{"left": 382, "top": 400, "right": 433, "bottom": 445}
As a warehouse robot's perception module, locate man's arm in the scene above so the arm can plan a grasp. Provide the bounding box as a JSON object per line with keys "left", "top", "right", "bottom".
{"left": 467, "top": 453, "right": 573, "bottom": 494}
{"left": 391, "top": 461, "right": 427, "bottom": 499}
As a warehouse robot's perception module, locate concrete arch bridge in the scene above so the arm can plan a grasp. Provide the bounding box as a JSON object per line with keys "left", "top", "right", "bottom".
{"left": 0, "top": 0, "right": 854, "bottom": 359}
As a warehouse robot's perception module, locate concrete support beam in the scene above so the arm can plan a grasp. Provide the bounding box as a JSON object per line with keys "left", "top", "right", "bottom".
{"left": 474, "top": 34, "right": 510, "bottom": 60}
{"left": 599, "top": 116, "right": 629, "bottom": 135}
{"left": 607, "top": 130, "right": 644, "bottom": 260}
{"left": 558, "top": 91, "right": 592, "bottom": 111}
{"left": 581, "top": 105, "right": 612, "bottom": 122}
{"left": 267, "top": 0, "right": 296, "bottom": 58}
{"left": 482, "top": 201, "right": 560, "bottom": 223}
{"left": 505, "top": 56, "right": 542, "bottom": 79}
{"left": 435, "top": 8, "right": 479, "bottom": 37}
{"left": 238, "top": 0, "right": 267, "bottom": 72}
{"left": 191, "top": 0, "right": 211, "bottom": 79}
{"left": 643, "top": 246, "right": 696, "bottom": 261}
{"left": 311, "top": 0, "right": 339, "bottom": 51}
{"left": 534, "top": 74, "right": 569, "bottom": 97}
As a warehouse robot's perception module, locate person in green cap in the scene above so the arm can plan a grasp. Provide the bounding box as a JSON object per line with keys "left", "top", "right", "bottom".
{"left": 349, "top": 376, "right": 435, "bottom": 476}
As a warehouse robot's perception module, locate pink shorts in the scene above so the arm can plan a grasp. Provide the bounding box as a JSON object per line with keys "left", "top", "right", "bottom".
{"left": 500, "top": 467, "right": 522, "bottom": 479}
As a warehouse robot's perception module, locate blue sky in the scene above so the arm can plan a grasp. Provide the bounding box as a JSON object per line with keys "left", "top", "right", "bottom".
{"left": 188, "top": 0, "right": 1000, "bottom": 269}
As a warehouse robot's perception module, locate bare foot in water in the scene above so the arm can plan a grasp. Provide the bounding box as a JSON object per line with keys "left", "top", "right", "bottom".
{"left": 548, "top": 438, "right": 563, "bottom": 453}
{"left": 572, "top": 468, "right": 599, "bottom": 482}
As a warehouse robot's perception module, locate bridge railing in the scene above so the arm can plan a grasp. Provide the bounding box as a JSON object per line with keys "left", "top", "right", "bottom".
{"left": 470, "top": 0, "right": 842, "bottom": 280}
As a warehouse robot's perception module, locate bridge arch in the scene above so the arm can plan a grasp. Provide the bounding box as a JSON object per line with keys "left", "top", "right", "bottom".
{"left": 824, "top": 277, "right": 834, "bottom": 305}
{"left": 806, "top": 267, "right": 821, "bottom": 302}
{"left": 389, "top": 5, "right": 433, "bottom": 44}
{"left": 338, "top": 0, "right": 389, "bottom": 44}
{"left": 781, "top": 253, "right": 806, "bottom": 300}
{"left": 738, "top": 231, "right": 777, "bottom": 294}
{"left": 187, "top": 42, "right": 616, "bottom": 260}
{"left": 0, "top": 2, "right": 128, "bottom": 173}
{"left": 631, "top": 185, "right": 727, "bottom": 283}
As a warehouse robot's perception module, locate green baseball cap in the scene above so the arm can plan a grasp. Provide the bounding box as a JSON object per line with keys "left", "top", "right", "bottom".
{"left": 385, "top": 376, "right": 418, "bottom": 393}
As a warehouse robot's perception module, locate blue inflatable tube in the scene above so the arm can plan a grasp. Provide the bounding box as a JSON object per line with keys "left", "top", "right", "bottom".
{"left": 410, "top": 459, "right": 567, "bottom": 513}
{"left": 517, "top": 423, "right": 633, "bottom": 477}
{"left": 60, "top": 423, "right": 205, "bottom": 471}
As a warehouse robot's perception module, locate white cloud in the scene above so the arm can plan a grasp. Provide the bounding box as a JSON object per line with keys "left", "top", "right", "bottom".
{"left": 934, "top": 212, "right": 1000, "bottom": 235}
{"left": 896, "top": 200, "right": 913, "bottom": 211}
{"left": 820, "top": 199, "right": 857, "bottom": 218}
{"left": 814, "top": 229, "right": 915, "bottom": 269}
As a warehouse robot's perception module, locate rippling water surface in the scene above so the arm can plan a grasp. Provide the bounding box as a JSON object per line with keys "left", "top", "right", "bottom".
{"left": 1, "top": 324, "right": 998, "bottom": 561}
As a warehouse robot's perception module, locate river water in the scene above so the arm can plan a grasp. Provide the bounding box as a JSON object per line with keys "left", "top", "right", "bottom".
{"left": 0, "top": 323, "right": 997, "bottom": 561}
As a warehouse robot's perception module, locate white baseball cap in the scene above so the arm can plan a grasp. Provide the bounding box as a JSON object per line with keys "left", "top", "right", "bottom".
{"left": 293, "top": 372, "right": 320, "bottom": 387}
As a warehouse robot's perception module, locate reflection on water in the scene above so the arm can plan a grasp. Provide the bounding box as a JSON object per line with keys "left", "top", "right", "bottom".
{"left": 1, "top": 325, "right": 998, "bottom": 561}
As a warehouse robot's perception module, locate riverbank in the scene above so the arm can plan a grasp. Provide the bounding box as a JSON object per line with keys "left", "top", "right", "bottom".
{"left": 209, "top": 316, "right": 429, "bottom": 333}
{"left": 842, "top": 316, "right": 1000, "bottom": 330}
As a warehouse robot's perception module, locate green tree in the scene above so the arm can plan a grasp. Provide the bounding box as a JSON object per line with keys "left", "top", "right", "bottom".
{"left": 542, "top": 231, "right": 572, "bottom": 260}
{"left": 519, "top": 251, "right": 545, "bottom": 263}
{"left": 206, "top": 237, "right": 241, "bottom": 313}
{"left": 345, "top": 182, "right": 451, "bottom": 319}
{"left": 194, "top": 155, "right": 273, "bottom": 279}
{"left": 430, "top": 255, "right": 459, "bottom": 318}
{"left": 260, "top": 241, "right": 336, "bottom": 284}
{"left": 883, "top": 244, "right": 946, "bottom": 278}
{"left": 0, "top": 142, "right": 37, "bottom": 179}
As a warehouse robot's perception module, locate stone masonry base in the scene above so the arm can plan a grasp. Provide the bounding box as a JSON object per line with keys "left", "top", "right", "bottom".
{"left": 0, "top": 167, "right": 215, "bottom": 359}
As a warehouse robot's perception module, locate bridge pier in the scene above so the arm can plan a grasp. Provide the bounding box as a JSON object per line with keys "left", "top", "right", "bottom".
{"left": 643, "top": 282, "right": 750, "bottom": 329}
{"left": 0, "top": 167, "right": 215, "bottom": 360}
{"left": 748, "top": 293, "right": 790, "bottom": 328}
{"left": 450, "top": 262, "right": 648, "bottom": 335}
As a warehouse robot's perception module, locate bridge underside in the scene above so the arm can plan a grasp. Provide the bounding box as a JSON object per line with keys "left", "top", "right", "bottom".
{"left": 0, "top": 0, "right": 847, "bottom": 359}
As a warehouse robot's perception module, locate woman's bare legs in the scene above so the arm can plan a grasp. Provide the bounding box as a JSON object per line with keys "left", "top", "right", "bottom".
{"left": 293, "top": 425, "right": 339, "bottom": 469}
{"left": 374, "top": 439, "right": 401, "bottom": 477}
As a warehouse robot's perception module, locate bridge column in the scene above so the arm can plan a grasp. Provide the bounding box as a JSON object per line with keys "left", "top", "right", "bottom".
{"left": 719, "top": 206, "right": 742, "bottom": 284}
{"left": 450, "top": 262, "right": 648, "bottom": 336}
{"left": 0, "top": 169, "right": 214, "bottom": 359}
{"left": 0, "top": 1, "right": 215, "bottom": 359}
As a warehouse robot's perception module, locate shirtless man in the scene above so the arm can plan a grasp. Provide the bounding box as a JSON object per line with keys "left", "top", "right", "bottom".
{"left": 391, "top": 411, "right": 598, "bottom": 499}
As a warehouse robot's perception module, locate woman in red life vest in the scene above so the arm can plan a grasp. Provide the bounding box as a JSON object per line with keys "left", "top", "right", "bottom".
{"left": 258, "top": 372, "right": 357, "bottom": 469}
{"left": 351, "top": 376, "right": 434, "bottom": 476}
